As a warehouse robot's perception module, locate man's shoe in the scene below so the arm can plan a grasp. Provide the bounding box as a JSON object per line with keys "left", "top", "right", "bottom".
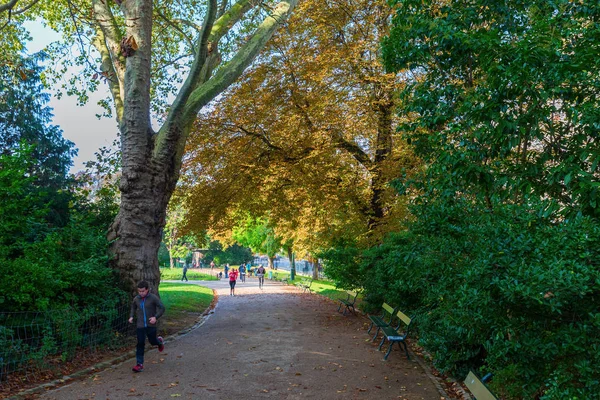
{"left": 132, "top": 363, "right": 144, "bottom": 373}
{"left": 157, "top": 336, "right": 165, "bottom": 352}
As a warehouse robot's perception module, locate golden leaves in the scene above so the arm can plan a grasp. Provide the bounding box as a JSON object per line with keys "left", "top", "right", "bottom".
{"left": 181, "top": 0, "right": 419, "bottom": 249}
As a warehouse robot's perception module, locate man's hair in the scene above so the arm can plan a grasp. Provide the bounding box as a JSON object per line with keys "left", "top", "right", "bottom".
{"left": 137, "top": 280, "right": 150, "bottom": 289}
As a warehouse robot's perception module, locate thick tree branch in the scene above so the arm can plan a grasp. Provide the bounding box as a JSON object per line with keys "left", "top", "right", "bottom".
{"left": 167, "top": 0, "right": 217, "bottom": 123}
{"left": 92, "top": 0, "right": 126, "bottom": 106}
{"left": 182, "top": 0, "right": 299, "bottom": 124}
{"left": 0, "top": 0, "right": 17, "bottom": 13}
{"left": 93, "top": 27, "right": 124, "bottom": 122}
{"left": 331, "top": 130, "right": 373, "bottom": 170}
{"left": 208, "top": 0, "right": 253, "bottom": 45}
{"left": 120, "top": 0, "right": 153, "bottom": 167}
{"left": 12, "top": 0, "right": 39, "bottom": 14}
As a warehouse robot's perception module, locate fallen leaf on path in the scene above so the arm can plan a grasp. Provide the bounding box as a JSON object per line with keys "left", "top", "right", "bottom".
{"left": 129, "top": 388, "right": 136, "bottom": 392}
{"left": 170, "top": 395, "right": 181, "bottom": 397}
{"left": 168, "top": 382, "right": 179, "bottom": 388}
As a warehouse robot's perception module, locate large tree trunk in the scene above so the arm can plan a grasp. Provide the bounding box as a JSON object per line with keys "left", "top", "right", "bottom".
{"left": 368, "top": 91, "right": 394, "bottom": 230}
{"left": 108, "top": 160, "right": 178, "bottom": 295}
{"left": 96, "top": 0, "right": 298, "bottom": 296}
{"left": 287, "top": 246, "right": 295, "bottom": 280}
{"left": 308, "top": 255, "right": 319, "bottom": 280}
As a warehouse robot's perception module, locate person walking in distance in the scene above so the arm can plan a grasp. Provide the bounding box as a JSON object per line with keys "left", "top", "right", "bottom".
{"left": 256, "top": 265, "right": 266, "bottom": 289}
{"left": 229, "top": 268, "right": 239, "bottom": 296}
{"left": 129, "top": 281, "right": 165, "bottom": 373}
{"left": 181, "top": 264, "right": 188, "bottom": 282}
{"left": 210, "top": 260, "right": 215, "bottom": 271}
{"left": 239, "top": 263, "right": 246, "bottom": 283}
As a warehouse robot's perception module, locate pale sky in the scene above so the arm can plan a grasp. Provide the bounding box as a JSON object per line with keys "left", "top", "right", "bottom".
{"left": 25, "top": 22, "right": 119, "bottom": 173}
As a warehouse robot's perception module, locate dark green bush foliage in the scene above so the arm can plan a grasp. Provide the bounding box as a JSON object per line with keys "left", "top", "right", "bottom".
{"left": 0, "top": 55, "right": 125, "bottom": 313}
{"left": 319, "top": 239, "right": 363, "bottom": 291}
{"left": 360, "top": 0, "right": 600, "bottom": 397}
{"left": 328, "top": 201, "right": 599, "bottom": 399}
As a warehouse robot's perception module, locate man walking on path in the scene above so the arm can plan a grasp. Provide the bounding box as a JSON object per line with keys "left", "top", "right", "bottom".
{"left": 128, "top": 281, "right": 165, "bottom": 373}
{"left": 239, "top": 263, "right": 246, "bottom": 282}
{"left": 256, "top": 265, "right": 266, "bottom": 288}
{"left": 181, "top": 265, "right": 188, "bottom": 281}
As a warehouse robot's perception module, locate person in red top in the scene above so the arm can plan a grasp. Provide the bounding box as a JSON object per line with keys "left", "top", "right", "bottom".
{"left": 229, "top": 268, "right": 239, "bottom": 296}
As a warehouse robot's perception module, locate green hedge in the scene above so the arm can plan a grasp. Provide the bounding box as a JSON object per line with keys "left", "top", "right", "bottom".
{"left": 323, "top": 202, "right": 600, "bottom": 399}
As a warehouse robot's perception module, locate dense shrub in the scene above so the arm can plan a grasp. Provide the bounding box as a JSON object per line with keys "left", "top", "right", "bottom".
{"left": 327, "top": 200, "right": 600, "bottom": 399}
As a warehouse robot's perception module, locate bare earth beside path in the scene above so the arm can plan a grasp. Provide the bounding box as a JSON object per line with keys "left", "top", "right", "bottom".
{"left": 37, "top": 278, "right": 444, "bottom": 400}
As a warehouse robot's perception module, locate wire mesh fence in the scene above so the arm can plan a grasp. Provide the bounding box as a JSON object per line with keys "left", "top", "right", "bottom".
{"left": 0, "top": 301, "right": 134, "bottom": 389}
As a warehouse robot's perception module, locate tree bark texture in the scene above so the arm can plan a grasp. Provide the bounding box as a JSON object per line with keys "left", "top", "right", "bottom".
{"left": 101, "top": 0, "right": 298, "bottom": 296}
{"left": 368, "top": 90, "right": 394, "bottom": 231}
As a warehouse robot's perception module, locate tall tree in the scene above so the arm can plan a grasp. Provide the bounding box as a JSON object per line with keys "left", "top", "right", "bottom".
{"left": 232, "top": 215, "right": 282, "bottom": 269}
{"left": 181, "top": 0, "right": 418, "bottom": 253}
{"left": 382, "top": 0, "right": 600, "bottom": 218}
{"left": 8, "top": 0, "right": 298, "bottom": 294}
{"left": 0, "top": 53, "right": 76, "bottom": 230}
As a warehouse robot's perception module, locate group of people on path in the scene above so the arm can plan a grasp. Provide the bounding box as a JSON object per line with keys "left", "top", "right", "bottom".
{"left": 180, "top": 260, "right": 268, "bottom": 290}
{"left": 227, "top": 262, "right": 266, "bottom": 295}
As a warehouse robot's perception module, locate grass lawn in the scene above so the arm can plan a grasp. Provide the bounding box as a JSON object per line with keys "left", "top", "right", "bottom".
{"left": 287, "top": 275, "right": 363, "bottom": 305}
{"left": 160, "top": 267, "right": 218, "bottom": 280}
{"left": 267, "top": 271, "right": 347, "bottom": 300}
{"left": 159, "top": 282, "right": 214, "bottom": 335}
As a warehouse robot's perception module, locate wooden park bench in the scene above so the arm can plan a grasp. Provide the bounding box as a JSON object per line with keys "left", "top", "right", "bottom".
{"left": 377, "top": 310, "right": 411, "bottom": 360}
{"left": 337, "top": 290, "right": 359, "bottom": 316}
{"left": 367, "top": 302, "right": 397, "bottom": 342}
{"left": 298, "top": 279, "right": 313, "bottom": 293}
{"left": 465, "top": 371, "right": 497, "bottom": 400}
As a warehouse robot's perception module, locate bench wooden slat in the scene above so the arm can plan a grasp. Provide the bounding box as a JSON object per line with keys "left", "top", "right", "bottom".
{"left": 465, "top": 372, "right": 498, "bottom": 400}
{"left": 382, "top": 303, "right": 394, "bottom": 315}
{"left": 396, "top": 310, "right": 411, "bottom": 326}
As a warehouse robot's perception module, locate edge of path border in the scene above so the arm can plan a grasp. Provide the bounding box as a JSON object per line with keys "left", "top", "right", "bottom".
{"left": 7, "top": 289, "right": 220, "bottom": 400}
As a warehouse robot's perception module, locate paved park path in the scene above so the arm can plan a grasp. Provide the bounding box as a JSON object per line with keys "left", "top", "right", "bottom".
{"left": 37, "top": 277, "right": 445, "bottom": 400}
